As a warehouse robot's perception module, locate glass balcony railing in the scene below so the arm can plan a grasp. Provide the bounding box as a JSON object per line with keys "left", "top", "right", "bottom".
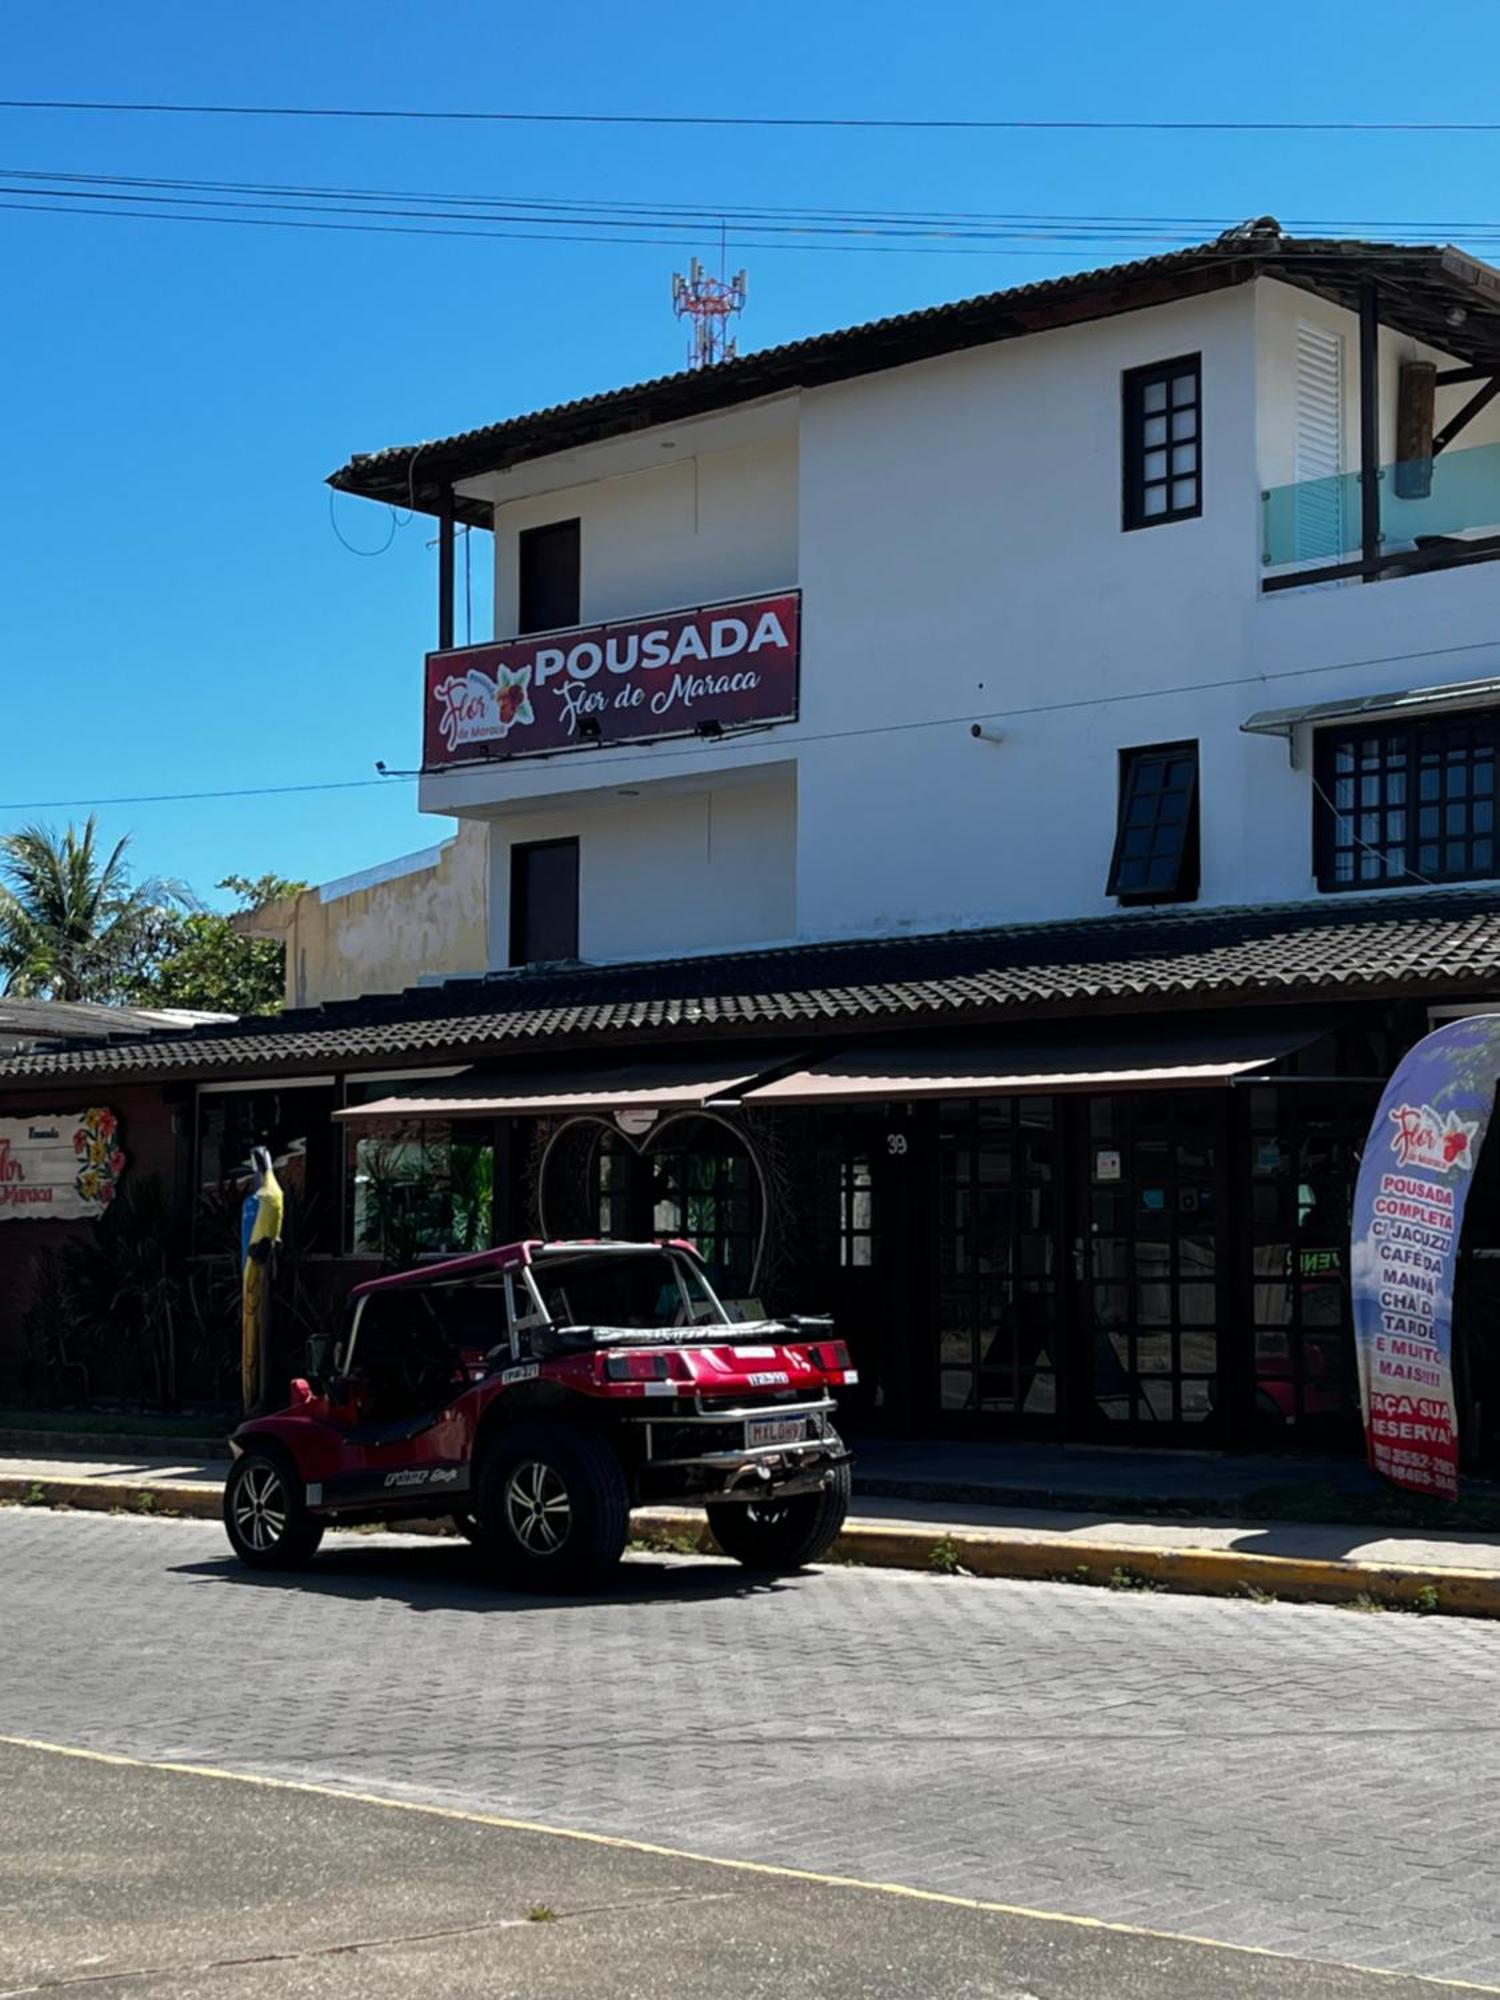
{"left": 1261, "top": 438, "right": 1500, "bottom": 583}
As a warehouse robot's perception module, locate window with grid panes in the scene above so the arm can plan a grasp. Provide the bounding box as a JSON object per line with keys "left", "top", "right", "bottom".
{"left": 1247, "top": 1082, "right": 1370, "bottom": 1444}
{"left": 1123, "top": 355, "right": 1201, "bottom": 529}
{"left": 936, "top": 1098, "right": 1060, "bottom": 1421}
{"left": 1085, "top": 1092, "right": 1218, "bottom": 1431}
{"left": 837, "top": 1150, "right": 874, "bottom": 1266}
{"left": 1108, "top": 742, "right": 1199, "bottom": 903}
{"left": 1314, "top": 711, "right": 1499, "bottom": 890}
{"left": 646, "top": 1117, "right": 762, "bottom": 1309}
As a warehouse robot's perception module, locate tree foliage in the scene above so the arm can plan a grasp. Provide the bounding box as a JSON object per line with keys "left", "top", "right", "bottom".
{"left": 0, "top": 818, "right": 304, "bottom": 1014}
{"left": 127, "top": 874, "right": 307, "bottom": 1016}
{"left": 0, "top": 816, "right": 187, "bottom": 1002}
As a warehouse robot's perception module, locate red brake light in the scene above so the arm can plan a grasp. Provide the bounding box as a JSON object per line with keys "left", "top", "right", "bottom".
{"left": 810, "top": 1341, "right": 851, "bottom": 1373}
{"left": 605, "top": 1351, "right": 673, "bottom": 1382}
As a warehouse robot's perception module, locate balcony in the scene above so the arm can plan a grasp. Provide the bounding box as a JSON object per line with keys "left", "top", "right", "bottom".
{"left": 421, "top": 589, "right": 801, "bottom": 776}
{"left": 1262, "top": 440, "right": 1500, "bottom": 591}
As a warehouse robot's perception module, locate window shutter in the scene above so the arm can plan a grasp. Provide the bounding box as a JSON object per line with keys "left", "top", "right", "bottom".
{"left": 1293, "top": 323, "right": 1346, "bottom": 562}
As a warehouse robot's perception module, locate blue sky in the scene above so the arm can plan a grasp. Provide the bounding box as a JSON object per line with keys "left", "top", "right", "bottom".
{"left": 4, "top": 0, "right": 1499, "bottom": 907}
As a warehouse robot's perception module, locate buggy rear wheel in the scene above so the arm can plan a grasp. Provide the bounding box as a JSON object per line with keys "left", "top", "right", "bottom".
{"left": 223, "top": 1450, "right": 325, "bottom": 1571}
{"left": 706, "top": 1462, "right": 851, "bottom": 1573}
{"left": 474, "top": 1422, "right": 630, "bottom": 1590}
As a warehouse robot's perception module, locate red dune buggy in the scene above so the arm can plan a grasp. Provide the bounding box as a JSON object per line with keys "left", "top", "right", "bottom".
{"left": 224, "top": 1239, "right": 854, "bottom": 1588}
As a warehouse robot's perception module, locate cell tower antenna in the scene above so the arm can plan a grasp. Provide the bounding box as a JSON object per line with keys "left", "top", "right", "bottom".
{"left": 672, "top": 255, "right": 748, "bottom": 370}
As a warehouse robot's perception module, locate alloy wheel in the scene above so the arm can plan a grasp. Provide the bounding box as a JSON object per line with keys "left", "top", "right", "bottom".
{"left": 233, "top": 1462, "right": 287, "bottom": 1553}
{"left": 504, "top": 1459, "right": 573, "bottom": 1555}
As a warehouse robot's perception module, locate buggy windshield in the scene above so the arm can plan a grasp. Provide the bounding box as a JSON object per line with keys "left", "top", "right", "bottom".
{"left": 528, "top": 1249, "right": 728, "bottom": 1332}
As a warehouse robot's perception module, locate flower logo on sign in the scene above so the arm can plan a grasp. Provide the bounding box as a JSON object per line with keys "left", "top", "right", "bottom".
{"left": 73, "top": 1106, "right": 127, "bottom": 1208}
{"left": 1389, "top": 1103, "right": 1480, "bottom": 1174}
{"left": 434, "top": 664, "right": 535, "bottom": 751}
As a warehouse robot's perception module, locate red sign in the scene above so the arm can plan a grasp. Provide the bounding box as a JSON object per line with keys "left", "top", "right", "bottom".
{"left": 424, "top": 590, "right": 800, "bottom": 769}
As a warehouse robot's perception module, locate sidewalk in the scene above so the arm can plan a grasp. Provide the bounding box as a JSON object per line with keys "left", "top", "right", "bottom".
{"left": 9, "top": 1444, "right": 1500, "bottom": 1615}
{"left": 852, "top": 1436, "right": 1406, "bottom": 1513}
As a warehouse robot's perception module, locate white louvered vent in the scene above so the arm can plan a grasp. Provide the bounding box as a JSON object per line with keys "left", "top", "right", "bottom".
{"left": 1293, "top": 322, "right": 1347, "bottom": 563}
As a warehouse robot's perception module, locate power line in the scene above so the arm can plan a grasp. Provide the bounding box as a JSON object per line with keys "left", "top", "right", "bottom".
{"left": 0, "top": 194, "right": 1131, "bottom": 258}
{"left": 0, "top": 777, "right": 416, "bottom": 810}
{"left": 5, "top": 97, "right": 1500, "bottom": 133}
{"left": 12, "top": 631, "right": 1500, "bottom": 814}
{"left": 20, "top": 168, "right": 1500, "bottom": 238}
{"left": 0, "top": 173, "right": 1212, "bottom": 243}
{"left": 8, "top": 182, "right": 1498, "bottom": 263}
{"left": 6, "top": 167, "right": 1499, "bottom": 244}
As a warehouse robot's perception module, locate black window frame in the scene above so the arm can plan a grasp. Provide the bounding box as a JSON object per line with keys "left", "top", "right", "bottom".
{"left": 1313, "top": 710, "right": 1500, "bottom": 893}
{"left": 1122, "top": 354, "right": 1202, "bottom": 531}
{"left": 509, "top": 836, "right": 580, "bottom": 966}
{"left": 1108, "top": 741, "right": 1201, "bottom": 905}
{"left": 517, "top": 518, "right": 581, "bottom": 636}
{"left": 192, "top": 1081, "right": 339, "bottom": 1255}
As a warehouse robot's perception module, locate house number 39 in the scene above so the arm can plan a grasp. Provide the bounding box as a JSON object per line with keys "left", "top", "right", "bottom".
{"left": 886, "top": 1132, "right": 909, "bottom": 1156}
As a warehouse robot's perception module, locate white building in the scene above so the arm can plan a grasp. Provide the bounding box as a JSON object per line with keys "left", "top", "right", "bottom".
{"left": 12, "top": 228, "right": 1500, "bottom": 1456}
{"left": 334, "top": 224, "right": 1500, "bottom": 968}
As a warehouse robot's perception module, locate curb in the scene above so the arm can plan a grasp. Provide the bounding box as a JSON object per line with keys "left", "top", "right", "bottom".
{"left": 0, "top": 1476, "right": 223, "bottom": 1520}
{"left": 0, "top": 1430, "right": 229, "bottom": 1460}
{"left": 631, "top": 1511, "right": 1500, "bottom": 1617}
{"left": 6, "top": 1475, "right": 1499, "bottom": 1616}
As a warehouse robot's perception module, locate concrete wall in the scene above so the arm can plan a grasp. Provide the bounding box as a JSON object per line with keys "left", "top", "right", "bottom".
{"left": 793, "top": 285, "right": 1263, "bottom": 934}
{"left": 279, "top": 822, "right": 489, "bottom": 1007}
{"left": 1253, "top": 277, "right": 1500, "bottom": 497}
{"left": 486, "top": 764, "right": 796, "bottom": 966}
{"left": 415, "top": 268, "right": 1500, "bottom": 956}
{"left": 492, "top": 434, "right": 798, "bottom": 637}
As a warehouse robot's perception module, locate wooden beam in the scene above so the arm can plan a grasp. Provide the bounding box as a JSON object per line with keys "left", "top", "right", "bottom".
{"left": 1433, "top": 375, "right": 1500, "bottom": 456}
{"left": 437, "top": 495, "right": 456, "bottom": 652}
{"left": 1395, "top": 361, "right": 1436, "bottom": 498}
{"left": 1359, "top": 281, "right": 1382, "bottom": 580}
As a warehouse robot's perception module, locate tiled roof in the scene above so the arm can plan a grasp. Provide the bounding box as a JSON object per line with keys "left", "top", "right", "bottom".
{"left": 0, "top": 998, "right": 232, "bottom": 1055}
{"left": 326, "top": 236, "right": 1500, "bottom": 519}
{"left": 2, "top": 889, "right": 1498, "bottom": 1087}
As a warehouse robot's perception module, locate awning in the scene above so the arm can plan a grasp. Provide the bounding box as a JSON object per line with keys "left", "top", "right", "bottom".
{"left": 1242, "top": 677, "right": 1500, "bottom": 752}
{"left": 334, "top": 1057, "right": 766, "bottom": 1123}
{"left": 732, "top": 1030, "right": 1316, "bottom": 1108}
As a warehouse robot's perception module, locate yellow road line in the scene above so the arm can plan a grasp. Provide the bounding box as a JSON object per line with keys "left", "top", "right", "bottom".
{"left": 2, "top": 1730, "right": 1495, "bottom": 1994}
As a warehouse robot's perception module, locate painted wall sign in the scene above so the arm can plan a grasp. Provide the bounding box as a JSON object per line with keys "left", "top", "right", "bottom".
{"left": 0, "top": 1107, "right": 127, "bottom": 1220}
{"left": 1351, "top": 1016, "right": 1500, "bottom": 1498}
{"left": 423, "top": 590, "right": 800, "bottom": 768}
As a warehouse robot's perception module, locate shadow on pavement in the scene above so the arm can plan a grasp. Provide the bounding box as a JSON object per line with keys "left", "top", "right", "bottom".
{"left": 170, "top": 1539, "right": 793, "bottom": 1614}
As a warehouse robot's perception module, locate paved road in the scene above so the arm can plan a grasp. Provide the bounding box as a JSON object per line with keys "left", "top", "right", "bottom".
{"left": 0, "top": 1740, "right": 1459, "bottom": 2000}
{"left": 3, "top": 1511, "right": 1499, "bottom": 1993}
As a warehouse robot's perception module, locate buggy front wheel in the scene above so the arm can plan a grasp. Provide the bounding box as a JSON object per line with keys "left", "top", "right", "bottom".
{"left": 223, "top": 1450, "right": 324, "bottom": 1571}
{"left": 473, "top": 1423, "right": 630, "bottom": 1590}
{"left": 706, "top": 1463, "right": 851, "bottom": 1572}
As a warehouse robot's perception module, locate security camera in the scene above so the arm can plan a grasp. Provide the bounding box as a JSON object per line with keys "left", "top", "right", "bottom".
{"left": 970, "top": 723, "right": 1005, "bottom": 745}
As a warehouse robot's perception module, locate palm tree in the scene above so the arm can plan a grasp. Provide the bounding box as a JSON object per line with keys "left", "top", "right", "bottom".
{"left": 0, "top": 816, "right": 184, "bottom": 1002}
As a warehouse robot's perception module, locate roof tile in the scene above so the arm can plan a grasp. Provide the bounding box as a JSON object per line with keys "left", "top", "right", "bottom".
{"left": 2, "top": 889, "right": 1499, "bottom": 1087}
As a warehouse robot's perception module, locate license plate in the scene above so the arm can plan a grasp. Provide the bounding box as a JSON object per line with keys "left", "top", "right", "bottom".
{"left": 746, "top": 1416, "right": 807, "bottom": 1448}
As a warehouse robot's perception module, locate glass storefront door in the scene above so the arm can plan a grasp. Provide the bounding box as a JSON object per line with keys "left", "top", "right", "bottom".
{"left": 1080, "top": 1092, "right": 1224, "bottom": 1439}
{"left": 936, "top": 1097, "right": 1063, "bottom": 1424}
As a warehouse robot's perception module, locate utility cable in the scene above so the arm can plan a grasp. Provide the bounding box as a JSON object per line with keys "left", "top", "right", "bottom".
{"left": 9, "top": 633, "right": 1500, "bottom": 813}
{"left": 6, "top": 98, "right": 1500, "bottom": 133}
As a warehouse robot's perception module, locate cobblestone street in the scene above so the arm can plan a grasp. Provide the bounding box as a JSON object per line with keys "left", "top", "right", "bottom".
{"left": 3, "top": 1510, "right": 1499, "bottom": 1987}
